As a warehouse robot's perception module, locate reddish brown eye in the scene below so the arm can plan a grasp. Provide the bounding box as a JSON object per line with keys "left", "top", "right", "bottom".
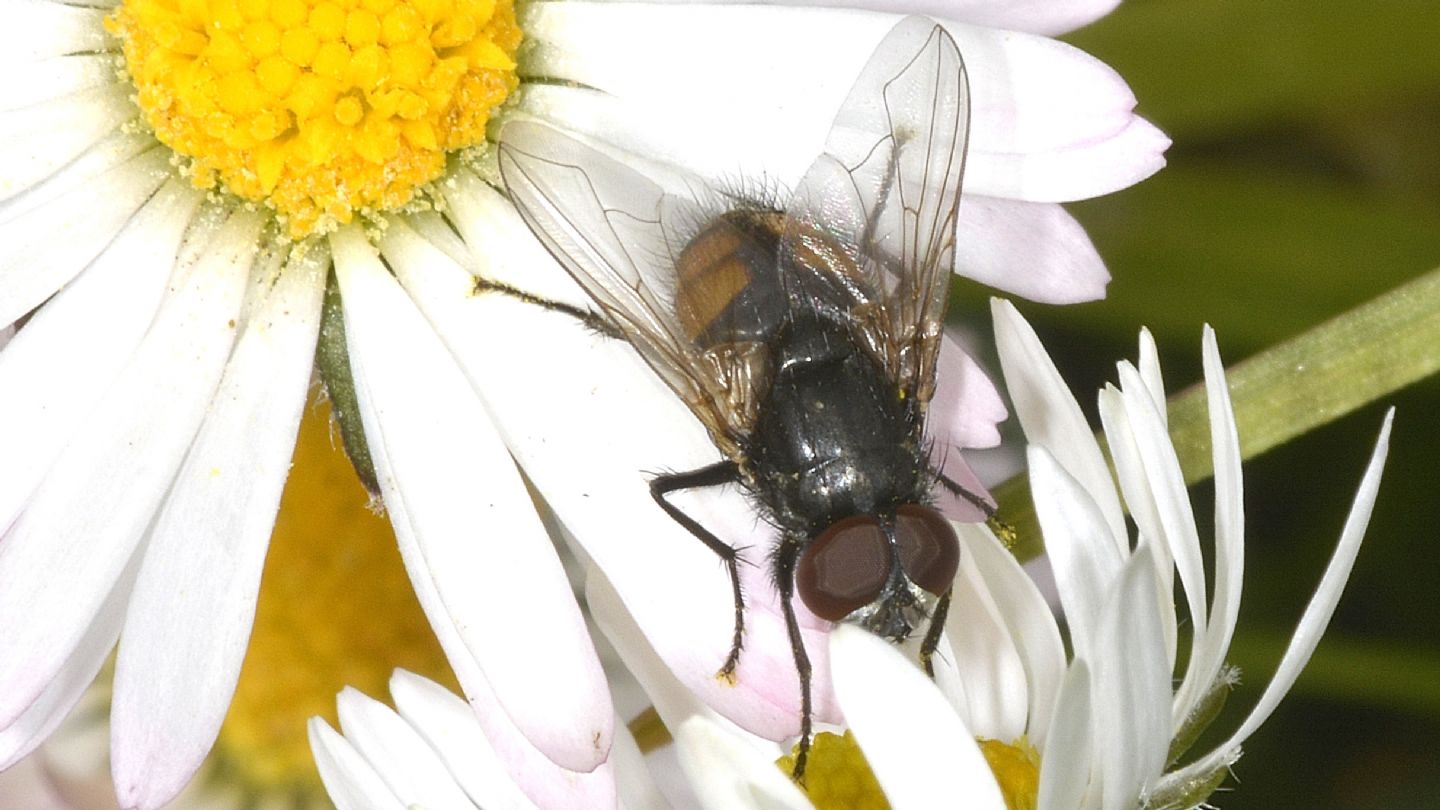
{"left": 796, "top": 515, "right": 891, "bottom": 622}
{"left": 894, "top": 504, "right": 960, "bottom": 596}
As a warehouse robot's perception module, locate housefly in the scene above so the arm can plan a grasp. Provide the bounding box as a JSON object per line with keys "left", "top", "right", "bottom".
{"left": 497, "top": 17, "right": 980, "bottom": 778}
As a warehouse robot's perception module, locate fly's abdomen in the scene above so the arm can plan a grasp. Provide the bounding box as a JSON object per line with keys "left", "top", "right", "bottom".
{"left": 674, "top": 210, "right": 788, "bottom": 346}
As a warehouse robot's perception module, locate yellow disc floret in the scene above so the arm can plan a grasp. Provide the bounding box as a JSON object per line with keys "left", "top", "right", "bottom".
{"left": 107, "top": 0, "right": 520, "bottom": 237}
{"left": 978, "top": 736, "right": 1041, "bottom": 810}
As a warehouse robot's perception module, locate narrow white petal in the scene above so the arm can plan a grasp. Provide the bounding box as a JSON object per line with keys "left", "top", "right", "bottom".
{"left": 957, "top": 523, "right": 1066, "bottom": 746}
{"left": 587, "top": 571, "right": 805, "bottom": 810}
{"left": 1095, "top": 386, "right": 1177, "bottom": 673}
{"left": 0, "top": 1, "right": 112, "bottom": 66}
{"left": 1091, "top": 547, "right": 1170, "bottom": 810}
{"left": 0, "top": 130, "right": 154, "bottom": 221}
{"left": 334, "top": 225, "right": 612, "bottom": 773}
{"left": 0, "top": 180, "right": 201, "bottom": 532}
{"left": 608, "top": 712, "right": 670, "bottom": 810}
{"left": 0, "top": 54, "right": 117, "bottom": 112}
{"left": 1026, "top": 447, "right": 1124, "bottom": 664}
{"left": 831, "top": 626, "right": 1006, "bottom": 810}
{"left": 0, "top": 209, "right": 258, "bottom": 727}
{"left": 336, "top": 688, "right": 480, "bottom": 810}
{"left": 1037, "top": 661, "right": 1093, "bottom": 810}
{"left": 945, "top": 548, "right": 1029, "bottom": 742}
{"left": 1186, "top": 327, "right": 1245, "bottom": 720}
{"left": 1135, "top": 328, "right": 1166, "bottom": 422}
{"left": 957, "top": 198, "right": 1110, "bottom": 304}
{"left": 1165, "top": 411, "right": 1393, "bottom": 787}
{"left": 308, "top": 719, "right": 406, "bottom": 810}
{"left": 992, "top": 300, "right": 1127, "bottom": 544}
{"left": 111, "top": 248, "right": 327, "bottom": 810}
{"left": 524, "top": 5, "right": 1152, "bottom": 200}
{"left": 965, "top": 116, "right": 1170, "bottom": 203}
{"left": 0, "top": 146, "right": 172, "bottom": 329}
{"left": 418, "top": 178, "right": 834, "bottom": 736}
{"left": 390, "top": 671, "right": 543, "bottom": 810}
{"left": 0, "top": 85, "right": 135, "bottom": 203}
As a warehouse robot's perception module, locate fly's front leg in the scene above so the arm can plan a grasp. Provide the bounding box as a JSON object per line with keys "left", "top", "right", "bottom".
{"left": 473, "top": 276, "right": 622, "bottom": 339}
{"left": 919, "top": 588, "right": 952, "bottom": 677}
{"left": 650, "top": 460, "right": 747, "bottom": 682}
{"left": 774, "top": 531, "right": 814, "bottom": 783}
{"left": 937, "top": 472, "right": 1017, "bottom": 549}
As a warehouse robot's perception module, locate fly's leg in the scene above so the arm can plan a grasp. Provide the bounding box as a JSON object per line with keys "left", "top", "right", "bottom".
{"left": 774, "top": 531, "right": 814, "bottom": 783}
{"left": 473, "top": 277, "right": 623, "bottom": 339}
{"left": 650, "top": 460, "right": 747, "bottom": 682}
{"left": 919, "top": 588, "right": 952, "bottom": 677}
{"left": 937, "top": 472, "right": 1018, "bottom": 549}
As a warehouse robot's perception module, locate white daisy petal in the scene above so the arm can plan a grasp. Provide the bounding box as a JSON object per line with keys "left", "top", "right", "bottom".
{"left": 945, "top": 548, "right": 1029, "bottom": 742}
{"left": 830, "top": 626, "right": 1006, "bottom": 810}
{"left": 414, "top": 181, "right": 832, "bottom": 735}
{"left": 0, "top": 130, "right": 153, "bottom": 220}
{"left": 1037, "top": 660, "right": 1093, "bottom": 810}
{"left": 0, "top": 147, "right": 172, "bottom": 329}
{"left": 307, "top": 719, "right": 406, "bottom": 810}
{"left": 110, "top": 247, "right": 327, "bottom": 810}
{"left": 587, "top": 570, "right": 806, "bottom": 810}
{"left": 0, "top": 85, "right": 135, "bottom": 203}
{"left": 336, "top": 688, "right": 479, "bottom": 810}
{"left": 1134, "top": 328, "right": 1166, "bottom": 419}
{"left": 957, "top": 197, "right": 1110, "bottom": 304}
{"left": 1090, "top": 546, "right": 1169, "bottom": 810}
{"left": 0, "top": 209, "right": 258, "bottom": 728}
{"left": 390, "top": 671, "right": 543, "bottom": 810}
{"left": 1026, "top": 447, "right": 1124, "bottom": 664}
{"left": 967, "top": 116, "right": 1169, "bottom": 203}
{"left": 0, "top": 0, "right": 112, "bottom": 66}
{"left": 333, "top": 226, "right": 612, "bottom": 774}
{"left": 1167, "top": 410, "right": 1394, "bottom": 787}
{"left": 993, "top": 299, "right": 1126, "bottom": 544}
{"left": 0, "top": 180, "right": 201, "bottom": 532}
{"left": 957, "top": 523, "right": 1066, "bottom": 745}
{"left": 651, "top": 0, "right": 1119, "bottom": 38}
{"left": 0, "top": 55, "right": 118, "bottom": 112}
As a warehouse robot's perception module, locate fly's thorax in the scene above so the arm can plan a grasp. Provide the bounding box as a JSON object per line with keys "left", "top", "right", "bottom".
{"left": 794, "top": 505, "right": 959, "bottom": 641}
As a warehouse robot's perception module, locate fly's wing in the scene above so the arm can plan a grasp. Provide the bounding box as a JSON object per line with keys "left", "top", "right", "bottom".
{"left": 782, "top": 17, "right": 970, "bottom": 407}
{"left": 497, "top": 121, "right": 759, "bottom": 454}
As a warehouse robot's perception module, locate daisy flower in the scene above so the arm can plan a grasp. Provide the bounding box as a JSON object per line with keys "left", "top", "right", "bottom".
{"left": 818, "top": 300, "right": 1393, "bottom": 808}
{"left": 0, "top": 2, "right": 1165, "bottom": 809}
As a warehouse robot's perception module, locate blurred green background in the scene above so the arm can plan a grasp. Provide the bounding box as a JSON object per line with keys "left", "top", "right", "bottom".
{"left": 962, "top": 1, "right": 1440, "bottom": 806}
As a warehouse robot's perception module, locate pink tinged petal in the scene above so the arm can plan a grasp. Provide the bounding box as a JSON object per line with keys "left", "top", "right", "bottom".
{"left": 704, "top": 0, "right": 1120, "bottom": 37}
{"left": 0, "top": 558, "right": 134, "bottom": 770}
{"left": 523, "top": 5, "right": 1157, "bottom": 202}
{"left": 0, "top": 209, "right": 259, "bottom": 729}
{"left": 308, "top": 719, "right": 407, "bottom": 810}
{"left": 390, "top": 671, "right": 544, "bottom": 810}
{"left": 335, "top": 688, "right": 480, "bottom": 810}
{"left": 959, "top": 199, "right": 1108, "bottom": 304}
{"left": 0, "top": 1, "right": 111, "bottom": 65}
{"left": 419, "top": 178, "right": 837, "bottom": 737}
{"left": 967, "top": 116, "right": 1170, "bottom": 204}
{"left": 0, "top": 84, "right": 136, "bottom": 203}
{"left": 1163, "top": 410, "right": 1394, "bottom": 791}
{"left": 332, "top": 226, "right": 613, "bottom": 774}
{"left": 0, "top": 55, "right": 118, "bottom": 112}
{"left": 830, "top": 626, "right": 1007, "bottom": 810}
{"left": 0, "top": 146, "right": 173, "bottom": 329}
{"left": 993, "top": 300, "right": 1127, "bottom": 547}
{"left": 1026, "top": 447, "right": 1124, "bottom": 665}
{"left": 1095, "top": 386, "right": 1178, "bottom": 673}
{"left": 927, "top": 340, "right": 1005, "bottom": 524}
{"left": 586, "top": 571, "right": 808, "bottom": 810}
{"left": 1090, "top": 546, "right": 1170, "bottom": 810}
{"left": 110, "top": 248, "right": 328, "bottom": 810}
{"left": 1113, "top": 363, "right": 1211, "bottom": 712}
{"left": 1037, "top": 661, "right": 1093, "bottom": 810}
{"left": 944, "top": 547, "right": 1029, "bottom": 742}
{"left": 0, "top": 179, "right": 201, "bottom": 532}
{"left": 956, "top": 524, "right": 1066, "bottom": 746}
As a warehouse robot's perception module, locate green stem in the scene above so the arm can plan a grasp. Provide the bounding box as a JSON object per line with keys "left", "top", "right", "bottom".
{"left": 997, "top": 264, "right": 1440, "bottom": 562}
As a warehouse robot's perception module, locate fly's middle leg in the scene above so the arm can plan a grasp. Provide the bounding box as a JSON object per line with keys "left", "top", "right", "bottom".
{"left": 473, "top": 277, "right": 623, "bottom": 340}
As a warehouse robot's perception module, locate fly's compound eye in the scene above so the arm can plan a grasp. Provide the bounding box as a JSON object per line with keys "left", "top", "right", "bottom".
{"left": 796, "top": 515, "right": 891, "bottom": 622}
{"left": 894, "top": 504, "right": 960, "bottom": 596}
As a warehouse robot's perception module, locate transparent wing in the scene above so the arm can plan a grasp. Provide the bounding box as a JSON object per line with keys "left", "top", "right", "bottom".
{"left": 497, "top": 120, "right": 761, "bottom": 453}
{"left": 782, "top": 17, "right": 970, "bottom": 406}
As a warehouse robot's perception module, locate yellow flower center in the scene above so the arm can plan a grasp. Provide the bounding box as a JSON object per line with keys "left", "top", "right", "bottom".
{"left": 105, "top": 0, "right": 521, "bottom": 238}
{"left": 978, "top": 737, "right": 1041, "bottom": 810}
{"left": 209, "top": 397, "right": 457, "bottom": 798}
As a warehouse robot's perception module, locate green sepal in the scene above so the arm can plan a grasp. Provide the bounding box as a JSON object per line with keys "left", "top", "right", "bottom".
{"left": 315, "top": 268, "right": 381, "bottom": 499}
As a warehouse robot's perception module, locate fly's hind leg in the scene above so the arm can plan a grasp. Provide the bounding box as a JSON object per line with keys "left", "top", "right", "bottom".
{"left": 650, "top": 460, "right": 748, "bottom": 683}
{"left": 473, "top": 277, "right": 623, "bottom": 339}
